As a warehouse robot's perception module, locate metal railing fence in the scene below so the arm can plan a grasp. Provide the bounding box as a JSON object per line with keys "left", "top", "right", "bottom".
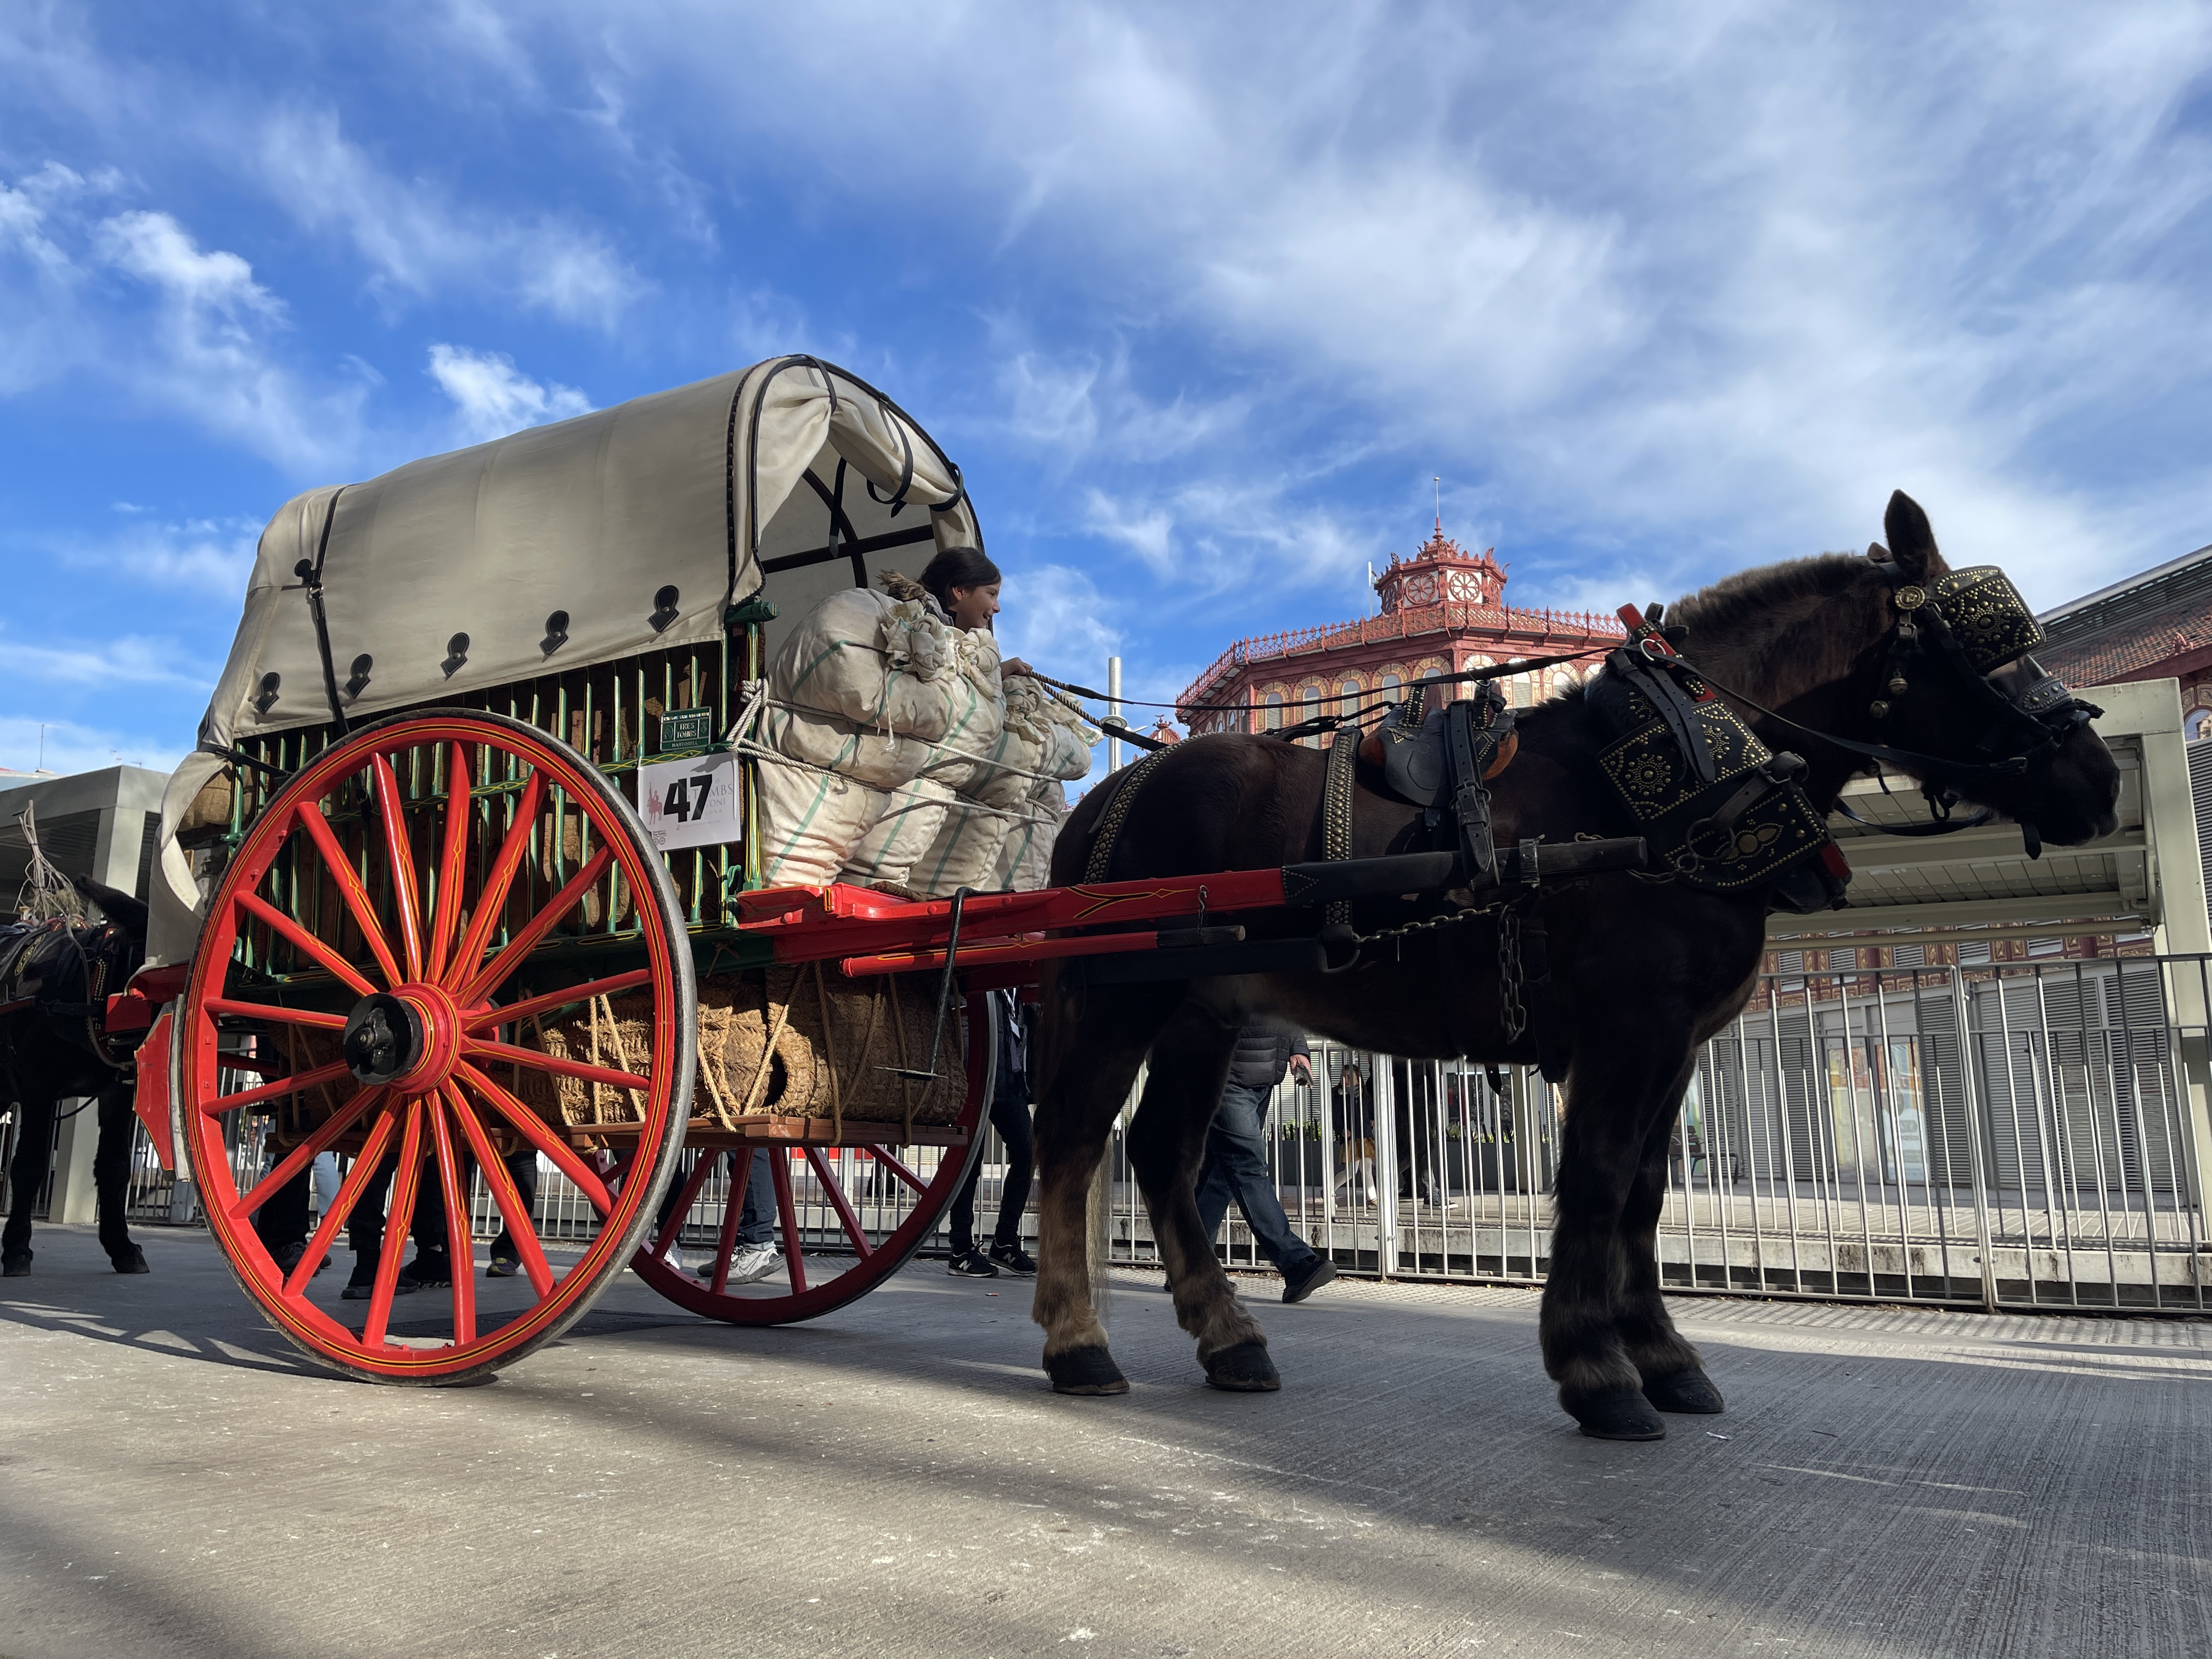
{"left": 30, "top": 956, "right": 2212, "bottom": 1313}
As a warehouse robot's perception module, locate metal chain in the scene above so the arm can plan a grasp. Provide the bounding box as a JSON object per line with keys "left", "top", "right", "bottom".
{"left": 1498, "top": 903, "right": 1527, "bottom": 1042}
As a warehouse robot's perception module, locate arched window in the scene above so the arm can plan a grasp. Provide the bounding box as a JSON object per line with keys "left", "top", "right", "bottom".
{"left": 1263, "top": 690, "right": 1285, "bottom": 731}
{"left": 2191, "top": 707, "right": 2212, "bottom": 742}
{"left": 1380, "top": 673, "right": 1402, "bottom": 695}
{"left": 1338, "top": 676, "right": 1363, "bottom": 715}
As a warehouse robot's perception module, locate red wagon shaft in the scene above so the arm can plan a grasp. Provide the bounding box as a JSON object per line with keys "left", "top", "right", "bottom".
{"left": 734, "top": 839, "right": 1647, "bottom": 979}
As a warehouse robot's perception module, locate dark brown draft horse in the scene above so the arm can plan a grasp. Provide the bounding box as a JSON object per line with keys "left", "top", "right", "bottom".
{"left": 1029, "top": 493, "right": 2120, "bottom": 1439}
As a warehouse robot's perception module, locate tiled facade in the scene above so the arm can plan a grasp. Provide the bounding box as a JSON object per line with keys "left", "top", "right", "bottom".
{"left": 1177, "top": 520, "right": 1625, "bottom": 739}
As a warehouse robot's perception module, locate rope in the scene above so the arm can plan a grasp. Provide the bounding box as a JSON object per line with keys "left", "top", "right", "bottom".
{"left": 12, "top": 804, "right": 84, "bottom": 924}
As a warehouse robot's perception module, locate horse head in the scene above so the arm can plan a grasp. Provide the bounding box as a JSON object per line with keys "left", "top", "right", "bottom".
{"left": 1858, "top": 491, "right": 2119, "bottom": 850}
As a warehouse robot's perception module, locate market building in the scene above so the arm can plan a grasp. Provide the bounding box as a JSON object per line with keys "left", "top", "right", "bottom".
{"left": 1177, "top": 517, "right": 1625, "bottom": 738}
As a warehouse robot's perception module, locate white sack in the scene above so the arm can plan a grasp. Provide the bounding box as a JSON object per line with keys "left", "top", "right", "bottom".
{"left": 913, "top": 803, "right": 1013, "bottom": 896}
{"left": 991, "top": 777, "right": 1069, "bottom": 893}
{"left": 841, "top": 776, "right": 958, "bottom": 891}
{"left": 755, "top": 754, "right": 884, "bottom": 889}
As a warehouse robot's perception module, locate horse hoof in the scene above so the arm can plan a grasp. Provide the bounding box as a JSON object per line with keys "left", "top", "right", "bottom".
{"left": 1568, "top": 1388, "right": 1667, "bottom": 1441}
{"left": 1046, "top": 1345, "right": 1130, "bottom": 1396}
{"left": 111, "top": 1246, "right": 150, "bottom": 1276}
{"left": 1642, "top": 1367, "right": 1723, "bottom": 1414}
{"left": 1, "top": 1250, "right": 29, "bottom": 1278}
{"left": 1203, "top": 1340, "right": 1280, "bottom": 1392}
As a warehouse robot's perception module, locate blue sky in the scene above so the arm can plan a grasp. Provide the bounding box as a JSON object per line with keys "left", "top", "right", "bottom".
{"left": 4, "top": 2, "right": 2210, "bottom": 777}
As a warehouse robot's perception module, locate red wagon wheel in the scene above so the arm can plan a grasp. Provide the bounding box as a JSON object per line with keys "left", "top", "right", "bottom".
{"left": 627, "top": 991, "right": 994, "bottom": 1324}
{"left": 178, "top": 710, "right": 695, "bottom": 1385}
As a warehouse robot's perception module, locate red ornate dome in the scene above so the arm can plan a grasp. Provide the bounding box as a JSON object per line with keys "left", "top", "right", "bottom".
{"left": 1374, "top": 519, "right": 1507, "bottom": 614}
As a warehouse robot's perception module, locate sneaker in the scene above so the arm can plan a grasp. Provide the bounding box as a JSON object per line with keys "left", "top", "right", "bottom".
{"left": 404, "top": 1252, "right": 455, "bottom": 1289}
{"left": 341, "top": 1265, "right": 421, "bottom": 1302}
{"left": 270, "top": 1240, "right": 306, "bottom": 1278}
{"left": 986, "top": 1242, "right": 1037, "bottom": 1276}
{"left": 726, "top": 1241, "right": 781, "bottom": 1286}
{"left": 946, "top": 1247, "right": 998, "bottom": 1278}
{"left": 1282, "top": 1259, "right": 1337, "bottom": 1305}
{"left": 487, "top": 1248, "right": 522, "bottom": 1279}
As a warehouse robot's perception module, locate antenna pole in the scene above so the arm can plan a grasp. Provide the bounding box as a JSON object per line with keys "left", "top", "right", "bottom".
{"left": 1107, "top": 656, "right": 1123, "bottom": 772}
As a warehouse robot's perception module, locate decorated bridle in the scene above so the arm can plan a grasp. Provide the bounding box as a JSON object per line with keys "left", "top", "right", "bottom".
{"left": 1662, "top": 554, "right": 2101, "bottom": 856}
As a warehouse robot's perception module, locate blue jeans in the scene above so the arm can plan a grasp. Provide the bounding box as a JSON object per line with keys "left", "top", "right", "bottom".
{"left": 1193, "top": 1080, "right": 1318, "bottom": 1277}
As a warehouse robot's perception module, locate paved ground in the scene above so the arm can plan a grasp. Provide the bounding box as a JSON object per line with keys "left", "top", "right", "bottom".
{"left": 2, "top": 1223, "right": 2209, "bottom": 1659}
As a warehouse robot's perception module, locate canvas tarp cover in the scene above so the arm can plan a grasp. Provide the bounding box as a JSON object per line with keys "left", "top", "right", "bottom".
{"left": 148, "top": 356, "right": 980, "bottom": 965}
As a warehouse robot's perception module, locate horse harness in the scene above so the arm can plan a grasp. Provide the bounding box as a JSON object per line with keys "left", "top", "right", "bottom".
{"left": 1076, "top": 558, "right": 2094, "bottom": 1076}
{"left": 0, "top": 918, "right": 138, "bottom": 1074}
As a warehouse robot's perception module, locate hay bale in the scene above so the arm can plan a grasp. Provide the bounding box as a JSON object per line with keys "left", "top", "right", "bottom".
{"left": 507, "top": 968, "right": 968, "bottom": 1129}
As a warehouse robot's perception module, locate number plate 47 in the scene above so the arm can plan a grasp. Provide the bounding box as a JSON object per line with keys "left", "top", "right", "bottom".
{"left": 640, "top": 751, "right": 742, "bottom": 851}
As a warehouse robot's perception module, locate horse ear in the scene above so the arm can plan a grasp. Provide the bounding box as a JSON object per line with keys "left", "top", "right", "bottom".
{"left": 70, "top": 873, "right": 148, "bottom": 935}
{"left": 1882, "top": 490, "right": 1944, "bottom": 581}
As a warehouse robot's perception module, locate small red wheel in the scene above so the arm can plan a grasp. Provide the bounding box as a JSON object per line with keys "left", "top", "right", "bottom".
{"left": 178, "top": 710, "right": 695, "bottom": 1384}
{"left": 628, "top": 991, "right": 994, "bottom": 1324}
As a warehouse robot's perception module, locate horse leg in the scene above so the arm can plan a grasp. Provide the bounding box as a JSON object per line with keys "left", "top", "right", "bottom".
{"left": 1031, "top": 983, "right": 1178, "bottom": 1396}
{"left": 93, "top": 1082, "right": 148, "bottom": 1272}
{"left": 1614, "top": 1084, "right": 1722, "bottom": 1414}
{"left": 3, "top": 1093, "right": 57, "bottom": 1274}
{"left": 1125, "top": 1008, "right": 1278, "bottom": 1391}
{"left": 1540, "top": 1040, "right": 1695, "bottom": 1440}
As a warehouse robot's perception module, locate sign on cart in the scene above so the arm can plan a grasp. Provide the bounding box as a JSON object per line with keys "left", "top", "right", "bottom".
{"left": 640, "top": 750, "right": 742, "bottom": 851}
{"left": 659, "top": 705, "right": 715, "bottom": 750}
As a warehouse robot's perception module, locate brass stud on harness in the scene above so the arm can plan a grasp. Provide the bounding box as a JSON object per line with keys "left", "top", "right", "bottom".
{"left": 1869, "top": 699, "right": 1891, "bottom": 719}
{"left": 1894, "top": 585, "right": 1928, "bottom": 612}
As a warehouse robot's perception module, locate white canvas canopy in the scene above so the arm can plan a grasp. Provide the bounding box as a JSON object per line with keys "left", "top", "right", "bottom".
{"left": 148, "top": 356, "right": 984, "bottom": 964}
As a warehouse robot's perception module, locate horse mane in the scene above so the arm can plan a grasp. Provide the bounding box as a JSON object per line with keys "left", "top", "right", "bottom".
{"left": 1669, "top": 552, "right": 1881, "bottom": 683}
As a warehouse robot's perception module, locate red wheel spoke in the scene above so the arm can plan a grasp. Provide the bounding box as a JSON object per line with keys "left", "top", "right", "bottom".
{"left": 444, "top": 1084, "right": 555, "bottom": 1299}
{"left": 454, "top": 846, "right": 614, "bottom": 1008}
{"left": 370, "top": 754, "right": 426, "bottom": 983}
{"left": 428, "top": 1092, "right": 477, "bottom": 1346}
{"left": 464, "top": 969, "right": 656, "bottom": 1034}
{"left": 205, "top": 1059, "right": 356, "bottom": 1118}
{"left": 361, "top": 1099, "right": 426, "bottom": 1349}
{"left": 656, "top": 1153, "right": 719, "bottom": 1261}
{"left": 442, "top": 769, "right": 548, "bottom": 992}
{"left": 236, "top": 890, "right": 379, "bottom": 998}
{"left": 234, "top": 1084, "right": 386, "bottom": 1220}
{"left": 453, "top": 1062, "right": 614, "bottom": 1214}
{"left": 464, "top": 1036, "right": 650, "bottom": 1099}
{"left": 428, "top": 742, "right": 472, "bottom": 980}
{"left": 293, "top": 801, "right": 404, "bottom": 989}
{"left": 863, "top": 1144, "right": 928, "bottom": 1195}
{"left": 206, "top": 999, "right": 348, "bottom": 1031}
{"left": 805, "top": 1147, "right": 874, "bottom": 1259}
{"left": 284, "top": 1106, "right": 399, "bottom": 1296}
{"left": 708, "top": 1156, "right": 746, "bottom": 1293}
{"left": 769, "top": 1151, "right": 808, "bottom": 1295}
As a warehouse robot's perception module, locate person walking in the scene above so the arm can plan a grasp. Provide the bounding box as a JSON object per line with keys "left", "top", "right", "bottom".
{"left": 1190, "top": 1023, "right": 1336, "bottom": 1304}
{"left": 945, "top": 989, "right": 1036, "bottom": 1277}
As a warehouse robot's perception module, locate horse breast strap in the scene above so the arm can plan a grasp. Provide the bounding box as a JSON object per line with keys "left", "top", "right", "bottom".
{"left": 1591, "top": 608, "right": 1848, "bottom": 911}
{"left": 1082, "top": 747, "right": 1172, "bottom": 883}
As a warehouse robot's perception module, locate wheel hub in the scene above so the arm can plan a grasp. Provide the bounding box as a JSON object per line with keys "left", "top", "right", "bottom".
{"left": 341, "top": 985, "right": 462, "bottom": 1091}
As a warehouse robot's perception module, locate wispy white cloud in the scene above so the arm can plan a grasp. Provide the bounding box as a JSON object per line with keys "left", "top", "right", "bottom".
{"left": 255, "top": 106, "right": 646, "bottom": 328}
{"left": 0, "top": 167, "right": 365, "bottom": 470}
{"left": 995, "top": 562, "right": 1122, "bottom": 679}
{"left": 0, "top": 624, "right": 220, "bottom": 693}
{"left": 0, "top": 714, "right": 189, "bottom": 777}
{"left": 46, "top": 514, "right": 262, "bottom": 597}
{"left": 427, "top": 343, "right": 592, "bottom": 444}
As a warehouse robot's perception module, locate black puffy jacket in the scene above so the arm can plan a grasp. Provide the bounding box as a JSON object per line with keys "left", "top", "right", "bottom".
{"left": 1226, "top": 1023, "right": 1310, "bottom": 1090}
